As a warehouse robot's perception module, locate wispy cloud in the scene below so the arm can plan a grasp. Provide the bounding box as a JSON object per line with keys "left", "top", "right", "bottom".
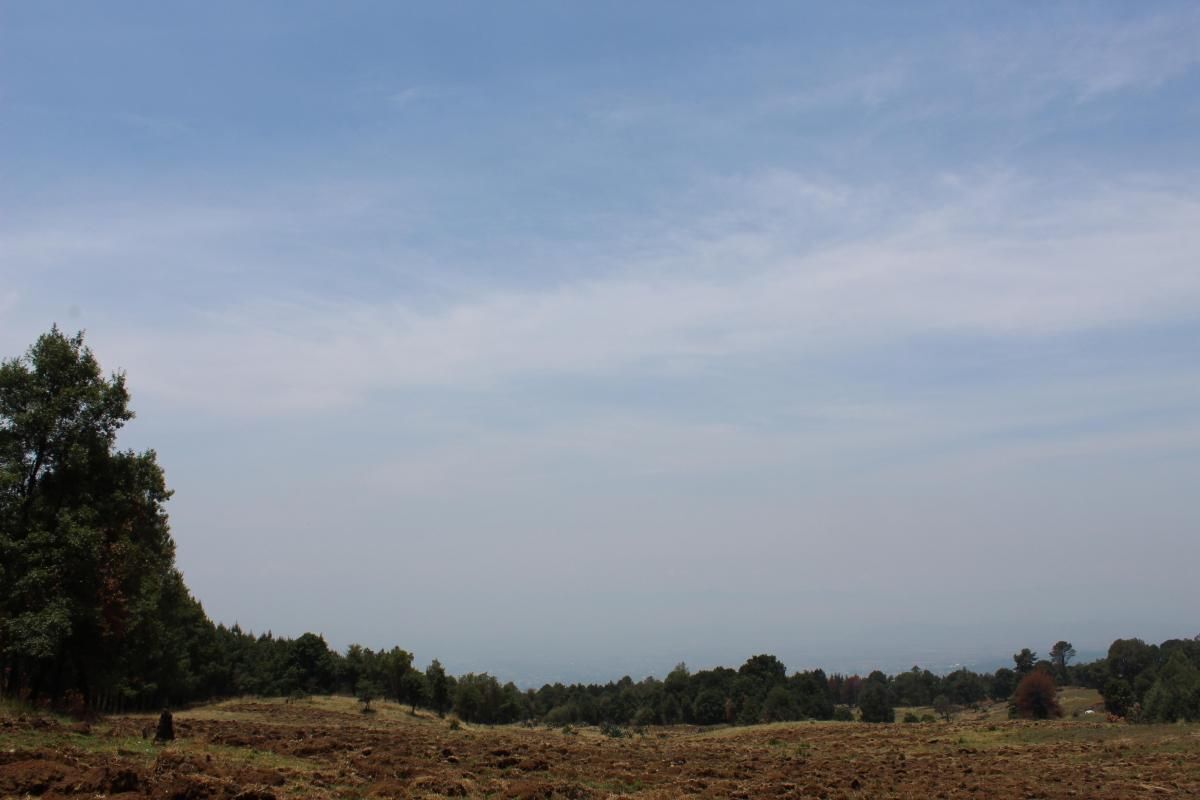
{"left": 352, "top": 356, "right": 1200, "bottom": 496}
{"left": 961, "top": 10, "right": 1200, "bottom": 102}
{"left": 764, "top": 63, "right": 910, "bottom": 113}
{"left": 112, "top": 111, "right": 194, "bottom": 138}
{"left": 56, "top": 170, "right": 1196, "bottom": 417}
{"left": 387, "top": 85, "right": 459, "bottom": 110}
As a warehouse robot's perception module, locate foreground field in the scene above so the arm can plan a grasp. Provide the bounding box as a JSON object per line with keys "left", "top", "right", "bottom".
{"left": 2, "top": 697, "right": 1199, "bottom": 799}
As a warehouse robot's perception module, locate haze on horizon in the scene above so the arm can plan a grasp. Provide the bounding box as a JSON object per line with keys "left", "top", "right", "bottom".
{"left": 2, "top": 2, "right": 1198, "bottom": 686}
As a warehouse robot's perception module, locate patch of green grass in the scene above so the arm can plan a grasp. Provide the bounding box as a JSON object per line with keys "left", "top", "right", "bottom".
{"left": 0, "top": 697, "right": 77, "bottom": 726}
{"left": 0, "top": 720, "right": 314, "bottom": 774}
{"left": 1058, "top": 687, "right": 1104, "bottom": 717}
{"left": 173, "top": 739, "right": 315, "bottom": 771}
{"left": 946, "top": 721, "right": 1200, "bottom": 757}
{"left": 0, "top": 727, "right": 159, "bottom": 762}
{"left": 695, "top": 721, "right": 803, "bottom": 739}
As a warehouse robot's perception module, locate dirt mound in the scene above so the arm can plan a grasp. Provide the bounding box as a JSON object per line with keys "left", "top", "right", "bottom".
{"left": 0, "top": 756, "right": 145, "bottom": 796}
{"left": 410, "top": 774, "right": 474, "bottom": 796}
{"left": 502, "top": 779, "right": 594, "bottom": 799}
{"left": 0, "top": 758, "right": 73, "bottom": 795}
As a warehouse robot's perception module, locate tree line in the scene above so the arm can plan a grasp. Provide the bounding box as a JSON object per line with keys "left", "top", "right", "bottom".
{"left": 1091, "top": 637, "right": 1200, "bottom": 723}
{"left": 2, "top": 328, "right": 1197, "bottom": 726}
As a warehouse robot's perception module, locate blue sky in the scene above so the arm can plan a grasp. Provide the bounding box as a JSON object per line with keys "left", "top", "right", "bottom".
{"left": 3, "top": 2, "right": 1199, "bottom": 683}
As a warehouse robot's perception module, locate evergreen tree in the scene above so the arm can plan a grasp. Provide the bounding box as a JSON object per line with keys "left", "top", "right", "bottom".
{"left": 1012, "top": 648, "right": 1037, "bottom": 677}
{"left": 858, "top": 682, "right": 894, "bottom": 723}
{"left": 1049, "top": 641, "right": 1076, "bottom": 682}
{"left": 1143, "top": 651, "right": 1200, "bottom": 722}
{"left": 401, "top": 670, "right": 428, "bottom": 713}
{"left": 0, "top": 327, "right": 191, "bottom": 708}
{"left": 427, "top": 659, "right": 450, "bottom": 717}
{"left": 692, "top": 688, "right": 726, "bottom": 725}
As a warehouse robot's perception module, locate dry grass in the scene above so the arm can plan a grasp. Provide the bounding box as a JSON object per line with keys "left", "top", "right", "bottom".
{"left": 2, "top": 692, "right": 1198, "bottom": 799}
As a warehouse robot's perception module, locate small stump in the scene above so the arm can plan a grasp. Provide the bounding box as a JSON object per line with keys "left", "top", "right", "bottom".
{"left": 155, "top": 709, "right": 175, "bottom": 742}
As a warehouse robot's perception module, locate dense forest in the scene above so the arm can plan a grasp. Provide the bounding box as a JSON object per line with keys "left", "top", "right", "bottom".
{"left": 2, "top": 328, "right": 1198, "bottom": 725}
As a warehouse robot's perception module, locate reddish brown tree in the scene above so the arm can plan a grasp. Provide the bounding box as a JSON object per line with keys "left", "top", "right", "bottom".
{"left": 1012, "top": 670, "right": 1063, "bottom": 719}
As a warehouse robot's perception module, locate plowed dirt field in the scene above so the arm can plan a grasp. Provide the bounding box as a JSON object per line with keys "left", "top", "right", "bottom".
{"left": 2, "top": 697, "right": 1198, "bottom": 799}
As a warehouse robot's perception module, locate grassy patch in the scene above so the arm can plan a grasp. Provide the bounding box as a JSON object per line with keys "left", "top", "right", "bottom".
{"left": 0, "top": 697, "right": 77, "bottom": 725}
{"left": 1058, "top": 686, "right": 1104, "bottom": 717}
{"left": 947, "top": 720, "right": 1200, "bottom": 756}
{"left": 0, "top": 727, "right": 160, "bottom": 762}
{"left": 172, "top": 739, "right": 316, "bottom": 772}
{"left": 695, "top": 721, "right": 802, "bottom": 739}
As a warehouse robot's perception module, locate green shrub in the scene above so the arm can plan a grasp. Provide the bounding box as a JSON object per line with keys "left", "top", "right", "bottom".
{"left": 600, "top": 721, "right": 627, "bottom": 738}
{"left": 357, "top": 679, "right": 383, "bottom": 713}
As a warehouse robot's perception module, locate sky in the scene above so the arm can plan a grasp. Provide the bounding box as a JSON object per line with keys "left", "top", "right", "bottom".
{"left": 2, "top": 1, "right": 1199, "bottom": 685}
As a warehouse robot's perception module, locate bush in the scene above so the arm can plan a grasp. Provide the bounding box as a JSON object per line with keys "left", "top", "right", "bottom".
{"left": 933, "top": 694, "right": 953, "bottom": 721}
{"left": 902, "top": 712, "right": 920, "bottom": 723}
{"left": 600, "top": 721, "right": 627, "bottom": 738}
{"left": 1012, "top": 671, "right": 1063, "bottom": 720}
{"left": 832, "top": 706, "right": 854, "bottom": 722}
{"left": 357, "top": 679, "right": 383, "bottom": 713}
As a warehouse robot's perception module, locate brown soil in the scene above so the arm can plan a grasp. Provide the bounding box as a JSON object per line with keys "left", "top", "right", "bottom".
{"left": 2, "top": 700, "right": 1198, "bottom": 798}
